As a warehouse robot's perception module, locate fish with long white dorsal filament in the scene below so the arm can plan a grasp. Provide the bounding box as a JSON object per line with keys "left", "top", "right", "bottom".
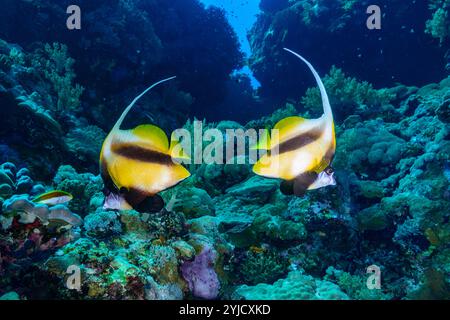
{"left": 100, "top": 77, "right": 191, "bottom": 211}
{"left": 252, "top": 48, "right": 337, "bottom": 196}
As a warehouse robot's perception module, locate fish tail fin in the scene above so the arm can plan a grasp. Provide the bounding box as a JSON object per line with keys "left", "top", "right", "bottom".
{"left": 283, "top": 48, "right": 333, "bottom": 121}
{"left": 112, "top": 76, "right": 177, "bottom": 131}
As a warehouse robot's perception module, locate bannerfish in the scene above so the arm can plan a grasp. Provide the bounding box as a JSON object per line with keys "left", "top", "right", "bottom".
{"left": 252, "top": 48, "right": 336, "bottom": 196}
{"left": 100, "top": 77, "right": 191, "bottom": 211}
{"left": 32, "top": 190, "right": 73, "bottom": 206}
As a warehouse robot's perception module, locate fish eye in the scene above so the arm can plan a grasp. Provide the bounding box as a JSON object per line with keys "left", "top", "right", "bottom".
{"left": 326, "top": 167, "right": 334, "bottom": 174}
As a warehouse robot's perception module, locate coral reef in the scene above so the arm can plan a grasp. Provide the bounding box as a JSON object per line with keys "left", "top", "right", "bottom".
{"left": 233, "top": 271, "right": 349, "bottom": 300}
{"left": 0, "top": 71, "right": 449, "bottom": 299}
{"left": 0, "top": 0, "right": 244, "bottom": 125}
{"left": 84, "top": 210, "right": 122, "bottom": 239}
{"left": 0, "top": 40, "right": 83, "bottom": 121}
{"left": 32, "top": 43, "right": 84, "bottom": 115}
{"left": 0, "top": 41, "right": 70, "bottom": 179}
{"left": 0, "top": 164, "right": 82, "bottom": 297}
{"left": 181, "top": 245, "right": 220, "bottom": 299}
{"left": 302, "top": 66, "right": 395, "bottom": 120}
{"left": 63, "top": 125, "right": 107, "bottom": 171}
{"left": 248, "top": 0, "right": 448, "bottom": 104}
{"left": 425, "top": 0, "right": 450, "bottom": 43}
{"left": 0, "top": 0, "right": 449, "bottom": 302}
{"left": 234, "top": 249, "right": 289, "bottom": 285}
{"left": 53, "top": 165, "right": 104, "bottom": 216}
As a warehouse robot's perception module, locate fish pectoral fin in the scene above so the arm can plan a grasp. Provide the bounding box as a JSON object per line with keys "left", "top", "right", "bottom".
{"left": 293, "top": 171, "right": 318, "bottom": 197}
{"left": 251, "top": 128, "right": 271, "bottom": 150}
{"left": 131, "top": 124, "right": 170, "bottom": 152}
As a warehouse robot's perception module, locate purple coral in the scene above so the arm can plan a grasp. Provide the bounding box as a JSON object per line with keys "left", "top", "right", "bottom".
{"left": 181, "top": 246, "right": 220, "bottom": 300}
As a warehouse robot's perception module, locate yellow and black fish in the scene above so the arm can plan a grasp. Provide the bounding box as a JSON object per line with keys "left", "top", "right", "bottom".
{"left": 100, "top": 77, "right": 191, "bottom": 211}
{"left": 252, "top": 48, "right": 336, "bottom": 196}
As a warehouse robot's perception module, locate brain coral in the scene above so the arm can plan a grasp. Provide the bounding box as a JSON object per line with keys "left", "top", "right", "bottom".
{"left": 334, "top": 120, "right": 406, "bottom": 179}
{"left": 233, "top": 271, "right": 349, "bottom": 300}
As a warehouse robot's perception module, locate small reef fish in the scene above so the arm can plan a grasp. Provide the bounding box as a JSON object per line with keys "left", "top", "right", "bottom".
{"left": 100, "top": 77, "right": 191, "bottom": 211}
{"left": 252, "top": 48, "right": 336, "bottom": 196}
{"left": 32, "top": 190, "right": 73, "bottom": 206}
{"left": 249, "top": 245, "right": 266, "bottom": 254}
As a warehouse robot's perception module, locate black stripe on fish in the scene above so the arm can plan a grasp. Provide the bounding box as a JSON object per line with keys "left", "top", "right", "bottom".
{"left": 280, "top": 180, "right": 295, "bottom": 195}
{"left": 124, "top": 188, "right": 165, "bottom": 213}
{"left": 273, "top": 123, "right": 325, "bottom": 156}
{"left": 280, "top": 171, "right": 318, "bottom": 197}
{"left": 113, "top": 144, "right": 173, "bottom": 165}
{"left": 293, "top": 171, "right": 318, "bottom": 196}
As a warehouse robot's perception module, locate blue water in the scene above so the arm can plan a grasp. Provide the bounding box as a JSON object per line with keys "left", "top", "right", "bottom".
{"left": 201, "top": 0, "right": 261, "bottom": 88}
{"left": 201, "top": 0, "right": 260, "bottom": 56}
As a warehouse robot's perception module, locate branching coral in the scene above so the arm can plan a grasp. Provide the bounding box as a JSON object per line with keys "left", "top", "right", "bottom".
{"left": 302, "top": 66, "right": 394, "bottom": 118}
{"left": 325, "top": 267, "right": 392, "bottom": 300}
{"left": 1, "top": 40, "right": 84, "bottom": 118}
{"left": 237, "top": 249, "right": 289, "bottom": 285}
{"left": 33, "top": 43, "right": 84, "bottom": 114}
{"left": 425, "top": 0, "right": 450, "bottom": 43}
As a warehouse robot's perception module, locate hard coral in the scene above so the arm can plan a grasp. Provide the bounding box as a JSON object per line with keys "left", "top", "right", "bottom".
{"left": 181, "top": 245, "right": 220, "bottom": 299}
{"left": 64, "top": 125, "right": 106, "bottom": 172}
{"left": 84, "top": 209, "right": 122, "bottom": 239}
{"left": 1, "top": 195, "right": 83, "bottom": 230}
{"left": 237, "top": 249, "right": 289, "bottom": 285}
{"left": 233, "top": 271, "right": 349, "bottom": 300}
{"left": 53, "top": 165, "right": 104, "bottom": 216}
{"left": 34, "top": 43, "right": 84, "bottom": 114}
{"left": 425, "top": 0, "right": 450, "bottom": 43}
{"left": 302, "top": 66, "right": 394, "bottom": 119}
{"left": 334, "top": 120, "right": 406, "bottom": 180}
